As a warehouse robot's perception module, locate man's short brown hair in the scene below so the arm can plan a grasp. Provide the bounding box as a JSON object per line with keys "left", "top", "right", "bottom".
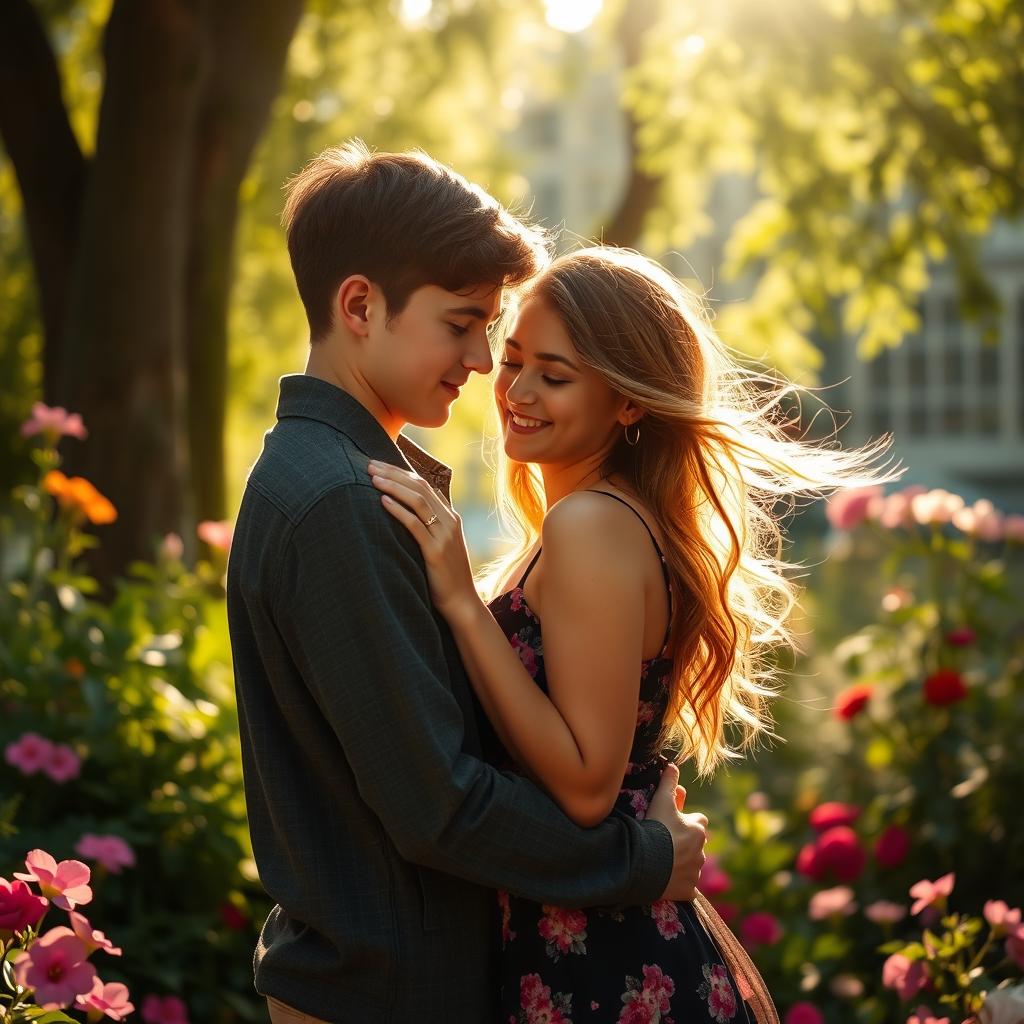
{"left": 282, "top": 140, "right": 549, "bottom": 340}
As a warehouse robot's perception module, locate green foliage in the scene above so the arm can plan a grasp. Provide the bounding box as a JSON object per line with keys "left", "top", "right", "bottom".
{"left": 694, "top": 489, "right": 1024, "bottom": 1021}
{"left": 629, "top": 0, "right": 1024, "bottom": 362}
{"left": 1, "top": 437, "right": 265, "bottom": 1022}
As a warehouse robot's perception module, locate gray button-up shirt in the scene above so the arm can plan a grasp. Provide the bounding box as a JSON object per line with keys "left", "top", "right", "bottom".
{"left": 227, "top": 374, "right": 673, "bottom": 1022}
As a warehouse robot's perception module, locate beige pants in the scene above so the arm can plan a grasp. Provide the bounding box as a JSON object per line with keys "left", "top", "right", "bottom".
{"left": 266, "top": 996, "right": 330, "bottom": 1024}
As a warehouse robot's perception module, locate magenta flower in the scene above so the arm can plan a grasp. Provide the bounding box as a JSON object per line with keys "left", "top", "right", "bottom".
{"left": 20, "top": 402, "right": 88, "bottom": 443}
{"left": 864, "top": 900, "right": 908, "bottom": 925}
{"left": 5, "top": 732, "right": 56, "bottom": 775}
{"left": 740, "top": 911, "right": 783, "bottom": 947}
{"left": 75, "top": 834, "right": 136, "bottom": 875}
{"left": 808, "top": 886, "right": 857, "bottom": 921}
{"left": 882, "top": 953, "right": 928, "bottom": 1001}
{"left": 15, "top": 850, "right": 93, "bottom": 911}
{"left": 76, "top": 977, "right": 135, "bottom": 1021}
{"left": 875, "top": 824, "right": 911, "bottom": 868}
{"left": 0, "top": 876, "right": 48, "bottom": 931}
{"left": 1006, "top": 925, "right": 1024, "bottom": 970}
{"left": 699, "top": 853, "right": 732, "bottom": 897}
{"left": 983, "top": 900, "right": 1022, "bottom": 936}
{"left": 196, "top": 519, "right": 233, "bottom": 552}
{"left": 44, "top": 743, "right": 82, "bottom": 783}
{"left": 909, "top": 872, "right": 955, "bottom": 916}
{"left": 809, "top": 802, "right": 861, "bottom": 831}
{"left": 141, "top": 994, "right": 190, "bottom": 1024}
{"left": 784, "top": 1003, "right": 824, "bottom": 1024}
{"left": 12, "top": 926, "right": 96, "bottom": 1010}
{"left": 68, "top": 910, "right": 122, "bottom": 956}
{"left": 945, "top": 626, "right": 976, "bottom": 647}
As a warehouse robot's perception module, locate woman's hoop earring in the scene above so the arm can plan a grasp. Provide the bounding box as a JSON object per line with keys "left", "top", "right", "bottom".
{"left": 624, "top": 422, "right": 641, "bottom": 447}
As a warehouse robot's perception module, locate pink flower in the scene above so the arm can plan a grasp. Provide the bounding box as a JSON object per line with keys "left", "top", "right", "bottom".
{"left": 834, "top": 683, "right": 873, "bottom": 721}
{"left": 5, "top": 732, "right": 56, "bottom": 775}
{"left": 809, "top": 802, "right": 861, "bottom": 831}
{"left": 196, "top": 519, "right": 233, "bottom": 552}
{"left": 12, "top": 926, "right": 96, "bottom": 1009}
{"left": 809, "top": 886, "right": 857, "bottom": 921}
{"left": 826, "top": 486, "right": 883, "bottom": 530}
{"left": 910, "top": 873, "right": 955, "bottom": 916}
{"left": 141, "top": 994, "right": 190, "bottom": 1024}
{"left": 983, "top": 900, "right": 1022, "bottom": 936}
{"left": 796, "top": 842, "right": 823, "bottom": 880}
{"left": 945, "top": 626, "right": 976, "bottom": 647}
{"left": 1004, "top": 514, "right": 1024, "bottom": 542}
{"left": 0, "top": 876, "right": 49, "bottom": 931}
{"left": 650, "top": 898, "right": 685, "bottom": 940}
{"left": 77, "top": 977, "right": 135, "bottom": 1021}
{"left": 161, "top": 533, "right": 185, "bottom": 561}
{"left": 923, "top": 669, "right": 968, "bottom": 707}
{"left": 883, "top": 953, "right": 929, "bottom": 1001}
{"left": 642, "top": 963, "right": 676, "bottom": 1012}
{"left": 510, "top": 634, "right": 538, "bottom": 676}
{"left": 620, "top": 788, "right": 651, "bottom": 820}
{"left": 741, "top": 911, "right": 784, "bottom": 946}
{"left": 538, "top": 905, "right": 587, "bottom": 959}
{"left": 865, "top": 900, "right": 908, "bottom": 925}
{"left": 699, "top": 854, "right": 732, "bottom": 897}
{"left": 784, "top": 1003, "right": 824, "bottom": 1024}
{"left": 74, "top": 834, "right": 136, "bottom": 875}
{"left": 875, "top": 824, "right": 912, "bottom": 868}
{"left": 20, "top": 402, "right": 88, "bottom": 443}
{"left": 15, "top": 851, "right": 92, "bottom": 911}
{"left": 44, "top": 743, "right": 82, "bottom": 783}
{"left": 1006, "top": 926, "right": 1024, "bottom": 970}
{"left": 907, "top": 1017, "right": 950, "bottom": 1024}
{"left": 698, "top": 962, "right": 735, "bottom": 1022}
{"left": 68, "top": 911, "right": 122, "bottom": 956}
{"left": 953, "top": 499, "right": 1003, "bottom": 542}
{"left": 879, "top": 486, "right": 928, "bottom": 529}
{"left": 910, "top": 489, "right": 964, "bottom": 526}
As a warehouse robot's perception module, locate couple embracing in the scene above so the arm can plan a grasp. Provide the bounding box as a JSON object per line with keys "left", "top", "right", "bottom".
{"left": 226, "top": 141, "right": 881, "bottom": 1023}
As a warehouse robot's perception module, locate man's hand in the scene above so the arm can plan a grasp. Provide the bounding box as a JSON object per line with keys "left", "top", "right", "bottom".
{"left": 647, "top": 762, "right": 708, "bottom": 901}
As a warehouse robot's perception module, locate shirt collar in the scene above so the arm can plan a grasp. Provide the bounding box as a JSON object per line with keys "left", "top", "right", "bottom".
{"left": 275, "top": 374, "right": 453, "bottom": 500}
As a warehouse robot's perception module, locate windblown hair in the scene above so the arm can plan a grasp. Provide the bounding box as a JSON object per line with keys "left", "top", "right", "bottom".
{"left": 482, "top": 247, "right": 898, "bottom": 776}
{"left": 283, "top": 139, "right": 549, "bottom": 340}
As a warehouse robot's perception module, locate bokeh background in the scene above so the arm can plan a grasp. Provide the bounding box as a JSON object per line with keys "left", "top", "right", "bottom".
{"left": 1, "top": 2, "right": 1022, "bottom": 1023}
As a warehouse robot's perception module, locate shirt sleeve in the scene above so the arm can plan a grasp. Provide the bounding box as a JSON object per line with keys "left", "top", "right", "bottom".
{"left": 273, "top": 481, "right": 673, "bottom": 908}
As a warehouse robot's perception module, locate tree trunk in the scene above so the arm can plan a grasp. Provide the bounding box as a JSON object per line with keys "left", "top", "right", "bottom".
{"left": 0, "top": 0, "right": 304, "bottom": 579}
{"left": 184, "top": 0, "right": 304, "bottom": 528}
{"left": 598, "top": 0, "right": 662, "bottom": 248}
{"left": 0, "top": 0, "right": 85, "bottom": 400}
{"left": 60, "top": 0, "right": 208, "bottom": 578}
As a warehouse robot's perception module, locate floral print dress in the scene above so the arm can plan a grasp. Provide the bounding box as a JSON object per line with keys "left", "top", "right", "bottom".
{"left": 487, "top": 492, "right": 753, "bottom": 1024}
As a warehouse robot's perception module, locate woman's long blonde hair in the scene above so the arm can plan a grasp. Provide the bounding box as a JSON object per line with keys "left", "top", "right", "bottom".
{"left": 481, "top": 246, "right": 898, "bottom": 777}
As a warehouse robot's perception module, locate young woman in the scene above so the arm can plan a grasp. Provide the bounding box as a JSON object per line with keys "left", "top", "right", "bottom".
{"left": 368, "top": 246, "right": 893, "bottom": 1024}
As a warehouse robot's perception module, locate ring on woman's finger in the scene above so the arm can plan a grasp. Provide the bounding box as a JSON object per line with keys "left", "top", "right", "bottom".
{"left": 424, "top": 513, "right": 439, "bottom": 527}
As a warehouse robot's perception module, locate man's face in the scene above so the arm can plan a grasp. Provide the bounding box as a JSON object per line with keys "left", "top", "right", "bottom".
{"left": 362, "top": 283, "right": 502, "bottom": 434}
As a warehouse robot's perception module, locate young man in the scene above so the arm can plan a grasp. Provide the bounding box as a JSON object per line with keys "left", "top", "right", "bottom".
{"left": 226, "top": 141, "right": 709, "bottom": 1024}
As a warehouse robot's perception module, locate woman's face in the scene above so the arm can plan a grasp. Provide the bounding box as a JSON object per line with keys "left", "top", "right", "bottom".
{"left": 494, "top": 295, "right": 632, "bottom": 468}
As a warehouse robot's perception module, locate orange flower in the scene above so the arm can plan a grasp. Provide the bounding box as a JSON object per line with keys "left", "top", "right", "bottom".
{"left": 43, "top": 471, "right": 117, "bottom": 525}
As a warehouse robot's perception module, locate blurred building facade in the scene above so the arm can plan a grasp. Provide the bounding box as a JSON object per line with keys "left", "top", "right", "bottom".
{"left": 508, "top": 53, "right": 1024, "bottom": 513}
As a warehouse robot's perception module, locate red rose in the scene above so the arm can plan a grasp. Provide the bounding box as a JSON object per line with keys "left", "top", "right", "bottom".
{"left": 809, "top": 802, "right": 861, "bottom": 832}
{"left": 218, "top": 902, "right": 248, "bottom": 931}
{"left": 740, "top": 911, "right": 783, "bottom": 947}
{"left": 945, "top": 626, "right": 976, "bottom": 647}
{"left": 874, "top": 824, "right": 911, "bottom": 868}
{"left": 923, "top": 668, "right": 967, "bottom": 706}
{"left": 796, "top": 843, "right": 824, "bottom": 880}
{"left": 814, "top": 826, "right": 866, "bottom": 883}
{"left": 834, "top": 683, "right": 872, "bottom": 721}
